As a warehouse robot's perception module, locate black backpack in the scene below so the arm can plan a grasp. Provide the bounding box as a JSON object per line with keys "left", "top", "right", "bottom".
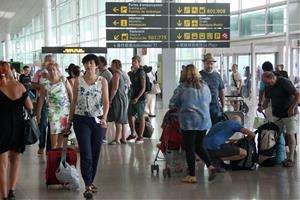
{"left": 138, "top": 68, "right": 152, "bottom": 92}
{"left": 135, "top": 117, "right": 154, "bottom": 138}
{"left": 230, "top": 138, "right": 258, "bottom": 170}
{"left": 255, "top": 122, "right": 280, "bottom": 167}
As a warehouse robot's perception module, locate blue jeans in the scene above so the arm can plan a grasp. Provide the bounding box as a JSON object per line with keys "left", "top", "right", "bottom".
{"left": 38, "top": 99, "right": 51, "bottom": 150}
{"left": 73, "top": 115, "right": 104, "bottom": 187}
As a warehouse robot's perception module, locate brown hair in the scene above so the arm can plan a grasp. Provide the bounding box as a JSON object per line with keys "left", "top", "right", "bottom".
{"left": 112, "top": 59, "right": 122, "bottom": 70}
{"left": 71, "top": 65, "right": 80, "bottom": 77}
{"left": 180, "top": 64, "right": 203, "bottom": 88}
{"left": 0, "top": 61, "right": 11, "bottom": 82}
{"left": 132, "top": 55, "right": 141, "bottom": 63}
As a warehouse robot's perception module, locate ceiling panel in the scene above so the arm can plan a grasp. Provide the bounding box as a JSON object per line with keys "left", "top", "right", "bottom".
{"left": 0, "top": 0, "right": 44, "bottom": 42}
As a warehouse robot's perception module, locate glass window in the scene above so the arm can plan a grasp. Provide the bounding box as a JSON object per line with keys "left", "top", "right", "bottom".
{"left": 98, "top": 14, "right": 105, "bottom": 38}
{"left": 216, "top": 0, "right": 238, "bottom": 12}
{"left": 270, "top": 0, "right": 285, "bottom": 4}
{"left": 241, "top": 10, "right": 266, "bottom": 36}
{"left": 242, "top": 0, "right": 266, "bottom": 9}
{"left": 24, "top": 23, "right": 32, "bottom": 36}
{"left": 237, "top": 55, "right": 250, "bottom": 71}
{"left": 34, "top": 15, "right": 43, "bottom": 32}
{"left": 34, "top": 32, "right": 43, "bottom": 51}
{"left": 59, "top": 22, "right": 77, "bottom": 45}
{"left": 98, "top": 0, "right": 105, "bottom": 13}
{"left": 80, "top": 0, "right": 97, "bottom": 17}
{"left": 267, "top": 6, "right": 285, "bottom": 33}
{"left": 230, "top": 15, "right": 238, "bottom": 38}
{"left": 80, "top": 16, "right": 97, "bottom": 42}
{"left": 59, "top": 1, "right": 76, "bottom": 24}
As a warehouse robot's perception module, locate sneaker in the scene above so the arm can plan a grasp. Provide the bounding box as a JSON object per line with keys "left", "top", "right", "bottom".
{"left": 135, "top": 137, "right": 144, "bottom": 144}
{"left": 37, "top": 148, "right": 44, "bottom": 155}
{"left": 102, "top": 139, "right": 108, "bottom": 144}
{"left": 8, "top": 190, "right": 15, "bottom": 200}
{"left": 126, "top": 134, "right": 137, "bottom": 141}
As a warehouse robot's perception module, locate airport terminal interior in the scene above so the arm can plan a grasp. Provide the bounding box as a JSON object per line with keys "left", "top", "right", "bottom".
{"left": 0, "top": 0, "right": 300, "bottom": 199}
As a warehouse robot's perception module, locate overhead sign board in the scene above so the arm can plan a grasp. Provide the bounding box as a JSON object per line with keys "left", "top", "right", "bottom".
{"left": 106, "top": 16, "right": 169, "bottom": 28}
{"left": 170, "top": 3, "right": 230, "bottom": 15}
{"left": 42, "top": 47, "right": 107, "bottom": 54}
{"left": 106, "top": 2, "right": 230, "bottom": 48}
{"left": 106, "top": 29, "right": 168, "bottom": 41}
{"left": 170, "top": 29, "right": 230, "bottom": 41}
{"left": 170, "top": 16, "right": 230, "bottom": 28}
{"left": 107, "top": 42, "right": 169, "bottom": 48}
{"left": 106, "top": 2, "right": 168, "bottom": 15}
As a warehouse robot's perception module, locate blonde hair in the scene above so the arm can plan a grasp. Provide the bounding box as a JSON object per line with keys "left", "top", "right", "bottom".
{"left": 180, "top": 64, "right": 203, "bottom": 88}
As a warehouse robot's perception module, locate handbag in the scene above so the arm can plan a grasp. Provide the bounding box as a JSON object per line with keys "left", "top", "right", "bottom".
{"left": 24, "top": 110, "right": 41, "bottom": 145}
{"left": 253, "top": 111, "right": 267, "bottom": 129}
{"left": 151, "top": 83, "right": 161, "bottom": 94}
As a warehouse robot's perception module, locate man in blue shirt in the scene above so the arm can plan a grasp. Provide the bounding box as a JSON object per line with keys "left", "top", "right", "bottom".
{"left": 200, "top": 53, "right": 225, "bottom": 125}
{"left": 203, "top": 115, "right": 256, "bottom": 162}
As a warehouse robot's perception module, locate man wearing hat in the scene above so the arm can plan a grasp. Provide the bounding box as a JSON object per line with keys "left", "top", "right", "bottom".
{"left": 200, "top": 53, "right": 225, "bottom": 125}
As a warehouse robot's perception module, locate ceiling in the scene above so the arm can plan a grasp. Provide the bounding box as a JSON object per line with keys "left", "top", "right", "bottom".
{"left": 0, "top": 0, "right": 43, "bottom": 42}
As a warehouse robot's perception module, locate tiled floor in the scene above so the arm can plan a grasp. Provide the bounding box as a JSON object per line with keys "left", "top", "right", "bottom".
{"left": 14, "top": 100, "right": 300, "bottom": 199}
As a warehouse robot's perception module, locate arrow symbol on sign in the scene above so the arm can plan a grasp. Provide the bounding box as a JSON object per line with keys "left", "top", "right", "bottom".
{"left": 113, "top": 35, "right": 120, "bottom": 40}
{"left": 113, "top": 20, "right": 119, "bottom": 26}
{"left": 177, "top": 7, "right": 182, "bottom": 14}
{"left": 113, "top": 7, "right": 119, "bottom": 13}
{"left": 177, "top": 20, "right": 182, "bottom": 27}
{"left": 177, "top": 33, "right": 182, "bottom": 40}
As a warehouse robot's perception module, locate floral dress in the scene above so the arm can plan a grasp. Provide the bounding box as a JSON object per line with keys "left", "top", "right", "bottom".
{"left": 42, "top": 77, "right": 69, "bottom": 134}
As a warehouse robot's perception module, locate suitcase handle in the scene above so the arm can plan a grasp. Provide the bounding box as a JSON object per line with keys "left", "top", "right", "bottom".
{"left": 60, "top": 131, "right": 71, "bottom": 164}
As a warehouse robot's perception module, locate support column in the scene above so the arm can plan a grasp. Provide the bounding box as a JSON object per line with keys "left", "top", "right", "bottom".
{"left": 136, "top": 48, "right": 150, "bottom": 66}
{"left": 5, "top": 33, "right": 11, "bottom": 61}
{"left": 44, "top": 0, "right": 52, "bottom": 47}
{"left": 250, "top": 43, "right": 257, "bottom": 101}
{"left": 162, "top": 48, "right": 176, "bottom": 109}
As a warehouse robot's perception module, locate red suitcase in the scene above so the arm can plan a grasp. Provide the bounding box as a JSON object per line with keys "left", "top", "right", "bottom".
{"left": 45, "top": 147, "right": 77, "bottom": 186}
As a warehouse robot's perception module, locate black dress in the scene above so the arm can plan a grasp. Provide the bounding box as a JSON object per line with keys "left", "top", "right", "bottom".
{"left": 0, "top": 91, "right": 28, "bottom": 154}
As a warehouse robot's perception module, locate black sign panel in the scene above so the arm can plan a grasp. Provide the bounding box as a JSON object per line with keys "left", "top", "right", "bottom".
{"left": 170, "top": 3, "right": 230, "bottom": 15}
{"left": 106, "top": 16, "right": 168, "bottom": 28}
{"left": 106, "top": 2, "right": 168, "bottom": 15}
{"left": 107, "top": 42, "right": 169, "bottom": 48}
{"left": 42, "top": 47, "right": 107, "bottom": 54}
{"left": 170, "top": 42, "right": 230, "bottom": 48}
{"left": 170, "top": 16, "right": 230, "bottom": 28}
{"left": 106, "top": 29, "right": 168, "bottom": 41}
{"left": 170, "top": 29, "right": 230, "bottom": 41}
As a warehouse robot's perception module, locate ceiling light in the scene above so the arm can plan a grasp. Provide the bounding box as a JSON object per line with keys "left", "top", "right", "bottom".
{"left": 0, "top": 11, "right": 15, "bottom": 19}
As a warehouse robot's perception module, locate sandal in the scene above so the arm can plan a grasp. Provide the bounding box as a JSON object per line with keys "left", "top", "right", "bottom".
{"left": 83, "top": 188, "right": 93, "bottom": 199}
{"left": 181, "top": 176, "right": 197, "bottom": 183}
{"left": 108, "top": 140, "right": 120, "bottom": 145}
{"left": 90, "top": 184, "right": 98, "bottom": 193}
{"left": 282, "top": 159, "right": 295, "bottom": 167}
{"left": 120, "top": 139, "right": 127, "bottom": 144}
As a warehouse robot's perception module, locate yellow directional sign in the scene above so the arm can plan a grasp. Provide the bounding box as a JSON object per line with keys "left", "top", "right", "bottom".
{"left": 113, "top": 35, "right": 120, "bottom": 40}
{"left": 184, "top": 33, "right": 190, "bottom": 40}
{"left": 192, "top": 7, "right": 198, "bottom": 14}
{"left": 121, "top": 6, "right": 127, "bottom": 13}
{"left": 184, "top": 7, "right": 190, "bottom": 14}
{"left": 113, "top": 7, "right": 119, "bottom": 13}
{"left": 192, "top": 20, "right": 198, "bottom": 27}
{"left": 192, "top": 33, "right": 198, "bottom": 40}
{"left": 177, "top": 33, "right": 182, "bottom": 40}
{"left": 199, "top": 33, "right": 206, "bottom": 39}
{"left": 113, "top": 20, "right": 119, "bottom": 26}
{"left": 184, "top": 20, "right": 190, "bottom": 27}
{"left": 121, "top": 33, "right": 128, "bottom": 40}
{"left": 177, "top": 7, "right": 182, "bottom": 14}
{"left": 207, "top": 33, "right": 213, "bottom": 40}
{"left": 199, "top": 7, "right": 206, "bottom": 14}
{"left": 120, "top": 19, "right": 127, "bottom": 27}
{"left": 177, "top": 20, "right": 182, "bottom": 27}
{"left": 214, "top": 33, "right": 221, "bottom": 40}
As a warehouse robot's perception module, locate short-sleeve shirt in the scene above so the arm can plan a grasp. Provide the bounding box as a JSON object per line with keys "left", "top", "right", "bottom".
{"left": 200, "top": 70, "right": 224, "bottom": 104}
{"left": 129, "top": 68, "right": 146, "bottom": 101}
{"left": 203, "top": 120, "right": 243, "bottom": 150}
{"left": 230, "top": 71, "right": 242, "bottom": 91}
{"left": 19, "top": 74, "right": 31, "bottom": 89}
{"left": 265, "top": 76, "right": 298, "bottom": 118}
{"left": 98, "top": 68, "right": 112, "bottom": 83}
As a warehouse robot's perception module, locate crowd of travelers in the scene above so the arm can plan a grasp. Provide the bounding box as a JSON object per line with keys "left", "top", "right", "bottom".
{"left": 0, "top": 52, "right": 299, "bottom": 199}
